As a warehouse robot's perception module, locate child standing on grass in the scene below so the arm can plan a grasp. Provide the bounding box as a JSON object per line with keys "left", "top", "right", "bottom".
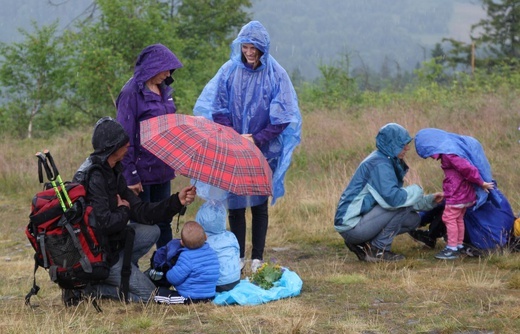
{"left": 414, "top": 128, "right": 494, "bottom": 260}
{"left": 155, "top": 221, "right": 220, "bottom": 304}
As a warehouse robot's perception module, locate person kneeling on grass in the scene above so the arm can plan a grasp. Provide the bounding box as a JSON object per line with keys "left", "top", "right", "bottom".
{"left": 334, "top": 123, "right": 444, "bottom": 262}
{"left": 154, "top": 221, "right": 220, "bottom": 304}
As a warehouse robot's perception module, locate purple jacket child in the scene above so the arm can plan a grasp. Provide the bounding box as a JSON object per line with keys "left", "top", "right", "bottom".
{"left": 432, "top": 153, "right": 485, "bottom": 205}
{"left": 116, "top": 44, "right": 183, "bottom": 186}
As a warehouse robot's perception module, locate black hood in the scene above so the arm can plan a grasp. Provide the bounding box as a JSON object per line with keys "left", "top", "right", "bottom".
{"left": 91, "top": 117, "right": 129, "bottom": 163}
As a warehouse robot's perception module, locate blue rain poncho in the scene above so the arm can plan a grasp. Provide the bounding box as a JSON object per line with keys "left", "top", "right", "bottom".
{"left": 415, "top": 128, "right": 514, "bottom": 249}
{"left": 193, "top": 21, "right": 302, "bottom": 208}
{"left": 414, "top": 128, "right": 497, "bottom": 209}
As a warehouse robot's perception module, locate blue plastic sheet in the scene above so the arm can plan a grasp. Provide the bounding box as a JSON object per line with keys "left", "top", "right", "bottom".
{"left": 213, "top": 268, "right": 303, "bottom": 306}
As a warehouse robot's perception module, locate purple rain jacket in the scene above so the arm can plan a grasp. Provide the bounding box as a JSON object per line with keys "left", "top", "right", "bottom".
{"left": 116, "top": 44, "right": 183, "bottom": 186}
{"left": 193, "top": 21, "right": 302, "bottom": 208}
{"left": 433, "top": 153, "right": 484, "bottom": 205}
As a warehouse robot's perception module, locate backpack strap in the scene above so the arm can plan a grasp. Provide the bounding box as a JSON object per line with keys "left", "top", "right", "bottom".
{"left": 119, "top": 226, "right": 135, "bottom": 303}
{"left": 24, "top": 257, "right": 41, "bottom": 307}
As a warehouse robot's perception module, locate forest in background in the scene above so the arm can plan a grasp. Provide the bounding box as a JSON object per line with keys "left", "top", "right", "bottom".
{"left": 0, "top": 0, "right": 484, "bottom": 79}
{"left": 0, "top": 0, "right": 517, "bottom": 139}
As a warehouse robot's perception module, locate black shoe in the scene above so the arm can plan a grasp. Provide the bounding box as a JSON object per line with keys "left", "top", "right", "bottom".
{"left": 345, "top": 242, "right": 368, "bottom": 261}
{"left": 408, "top": 230, "right": 436, "bottom": 249}
{"left": 458, "top": 244, "right": 483, "bottom": 258}
{"left": 365, "top": 247, "right": 405, "bottom": 262}
{"left": 62, "top": 289, "right": 83, "bottom": 307}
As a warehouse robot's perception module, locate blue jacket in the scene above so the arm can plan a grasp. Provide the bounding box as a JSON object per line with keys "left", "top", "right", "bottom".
{"left": 334, "top": 123, "right": 436, "bottom": 233}
{"left": 166, "top": 243, "right": 220, "bottom": 299}
{"left": 194, "top": 21, "right": 302, "bottom": 208}
{"left": 116, "top": 44, "right": 183, "bottom": 186}
{"left": 196, "top": 201, "right": 241, "bottom": 287}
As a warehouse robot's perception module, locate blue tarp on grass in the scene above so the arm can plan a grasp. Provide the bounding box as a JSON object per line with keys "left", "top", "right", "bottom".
{"left": 213, "top": 269, "right": 303, "bottom": 306}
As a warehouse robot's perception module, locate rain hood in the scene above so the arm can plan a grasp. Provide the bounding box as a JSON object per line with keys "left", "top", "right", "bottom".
{"left": 414, "top": 128, "right": 498, "bottom": 209}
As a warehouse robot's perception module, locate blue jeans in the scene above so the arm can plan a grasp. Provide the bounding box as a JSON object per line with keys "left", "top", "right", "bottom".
{"left": 340, "top": 205, "right": 420, "bottom": 251}
{"left": 95, "top": 223, "right": 160, "bottom": 302}
{"left": 138, "top": 182, "right": 172, "bottom": 248}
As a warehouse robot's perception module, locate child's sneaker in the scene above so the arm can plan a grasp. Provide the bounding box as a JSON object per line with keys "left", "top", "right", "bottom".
{"left": 251, "top": 259, "right": 263, "bottom": 273}
{"left": 435, "top": 247, "right": 459, "bottom": 260}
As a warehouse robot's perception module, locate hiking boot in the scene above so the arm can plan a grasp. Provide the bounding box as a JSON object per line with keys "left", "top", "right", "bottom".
{"left": 408, "top": 229, "right": 436, "bottom": 249}
{"left": 435, "top": 247, "right": 459, "bottom": 260}
{"left": 345, "top": 242, "right": 368, "bottom": 261}
{"left": 365, "top": 247, "right": 405, "bottom": 262}
{"left": 62, "top": 288, "right": 83, "bottom": 307}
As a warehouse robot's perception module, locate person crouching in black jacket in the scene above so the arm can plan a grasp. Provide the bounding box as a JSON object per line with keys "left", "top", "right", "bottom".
{"left": 72, "top": 117, "right": 196, "bottom": 302}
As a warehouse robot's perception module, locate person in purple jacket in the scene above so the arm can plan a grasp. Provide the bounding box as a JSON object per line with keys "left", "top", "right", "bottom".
{"left": 116, "top": 44, "right": 183, "bottom": 248}
{"left": 193, "top": 21, "right": 302, "bottom": 273}
{"left": 416, "top": 130, "right": 495, "bottom": 260}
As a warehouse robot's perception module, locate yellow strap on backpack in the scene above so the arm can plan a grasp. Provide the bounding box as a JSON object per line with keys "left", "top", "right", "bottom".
{"left": 514, "top": 217, "right": 520, "bottom": 237}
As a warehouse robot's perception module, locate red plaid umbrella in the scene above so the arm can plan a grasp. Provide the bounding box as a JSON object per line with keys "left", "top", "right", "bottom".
{"left": 140, "top": 114, "right": 272, "bottom": 196}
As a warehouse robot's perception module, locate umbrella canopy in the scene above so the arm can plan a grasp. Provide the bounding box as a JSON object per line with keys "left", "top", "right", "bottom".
{"left": 140, "top": 114, "right": 272, "bottom": 196}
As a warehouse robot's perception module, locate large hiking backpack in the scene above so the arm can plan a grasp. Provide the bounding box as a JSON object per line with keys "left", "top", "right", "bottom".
{"left": 25, "top": 151, "right": 134, "bottom": 309}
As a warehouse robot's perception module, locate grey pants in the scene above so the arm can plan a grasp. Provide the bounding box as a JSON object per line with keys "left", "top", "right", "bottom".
{"left": 340, "top": 205, "right": 420, "bottom": 251}
{"left": 94, "top": 223, "right": 160, "bottom": 302}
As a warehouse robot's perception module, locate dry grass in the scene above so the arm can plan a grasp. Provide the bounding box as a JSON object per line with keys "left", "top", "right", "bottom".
{"left": 1, "top": 91, "right": 520, "bottom": 333}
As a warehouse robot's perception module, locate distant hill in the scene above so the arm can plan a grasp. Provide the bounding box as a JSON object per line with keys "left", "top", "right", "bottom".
{"left": 252, "top": 0, "right": 486, "bottom": 79}
{"left": 0, "top": 0, "right": 485, "bottom": 80}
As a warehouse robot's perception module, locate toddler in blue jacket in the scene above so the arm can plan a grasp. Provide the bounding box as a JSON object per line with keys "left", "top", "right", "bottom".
{"left": 155, "top": 221, "right": 219, "bottom": 304}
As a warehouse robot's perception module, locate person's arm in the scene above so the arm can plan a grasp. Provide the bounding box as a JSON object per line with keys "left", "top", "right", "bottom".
{"left": 212, "top": 113, "right": 233, "bottom": 127}
{"left": 369, "top": 162, "right": 411, "bottom": 207}
{"left": 166, "top": 252, "right": 191, "bottom": 286}
{"left": 445, "top": 154, "right": 485, "bottom": 185}
{"left": 252, "top": 123, "right": 289, "bottom": 147}
{"left": 87, "top": 169, "right": 130, "bottom": 235}
{"left": 116, "top": 89, "right": 141, "bottom": 186}
{"left": 120, "top": 173, "right": 195, "bottom": 224}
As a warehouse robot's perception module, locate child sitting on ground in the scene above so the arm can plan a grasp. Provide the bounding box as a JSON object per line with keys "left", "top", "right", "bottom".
{"left": 155, "top": 221, "right": 220, "bottom": 304}
{"left": 196, "top": 200, "right": 241, "bottom": 292}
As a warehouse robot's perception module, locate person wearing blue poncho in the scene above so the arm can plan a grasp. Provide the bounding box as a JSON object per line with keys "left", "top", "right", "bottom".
{"left": 413, "top": 128, "right": 515, "bottom": 251}
{"left": 416, "top": 129, "right": 495, "bottom": 259}
{"left": 194, "top": 21, "right": 302, "bottom": 273}
{"left": 334, "top": 123, "right": 443, "bottom": 262}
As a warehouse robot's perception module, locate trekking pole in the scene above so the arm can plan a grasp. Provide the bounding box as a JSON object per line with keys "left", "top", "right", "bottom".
{"left": 43, "top": 150, "right": 72, "bottom": 208}
{"left": 35, "top": 152, "right": 68, "bottom": 212}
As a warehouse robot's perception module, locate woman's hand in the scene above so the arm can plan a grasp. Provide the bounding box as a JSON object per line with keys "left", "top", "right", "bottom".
{"left": 241, "top": 133, "right": 254, "bottom": 143}
{"left": 432, "top": 192, "right": 444, "bottom": 203}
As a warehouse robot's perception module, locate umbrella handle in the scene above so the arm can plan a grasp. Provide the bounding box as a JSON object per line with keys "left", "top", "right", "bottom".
{"left": 175, "top": 206, "right": 186, "bottom": 234}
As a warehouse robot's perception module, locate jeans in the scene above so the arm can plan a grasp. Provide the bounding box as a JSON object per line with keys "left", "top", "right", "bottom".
{"left": 137, "top": 182, "right": 172, "bottom": 248}
{"left": 340, "top": 205, "right": 420, "bottom": 251}
{"left": 228, "top": 200, "right": 268, "bottom": 260}
{"left": 95, "top": 223, "right": 160, "bottom": 302}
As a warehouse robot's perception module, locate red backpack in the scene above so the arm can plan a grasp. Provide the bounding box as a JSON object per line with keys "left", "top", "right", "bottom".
{"left": 25, "top": 151, "right": 133, "bottom": 310}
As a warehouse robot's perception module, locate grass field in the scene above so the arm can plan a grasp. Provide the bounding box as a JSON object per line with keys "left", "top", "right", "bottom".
{"left": 1, "top": 91, "right": 519, "bottom": 333}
